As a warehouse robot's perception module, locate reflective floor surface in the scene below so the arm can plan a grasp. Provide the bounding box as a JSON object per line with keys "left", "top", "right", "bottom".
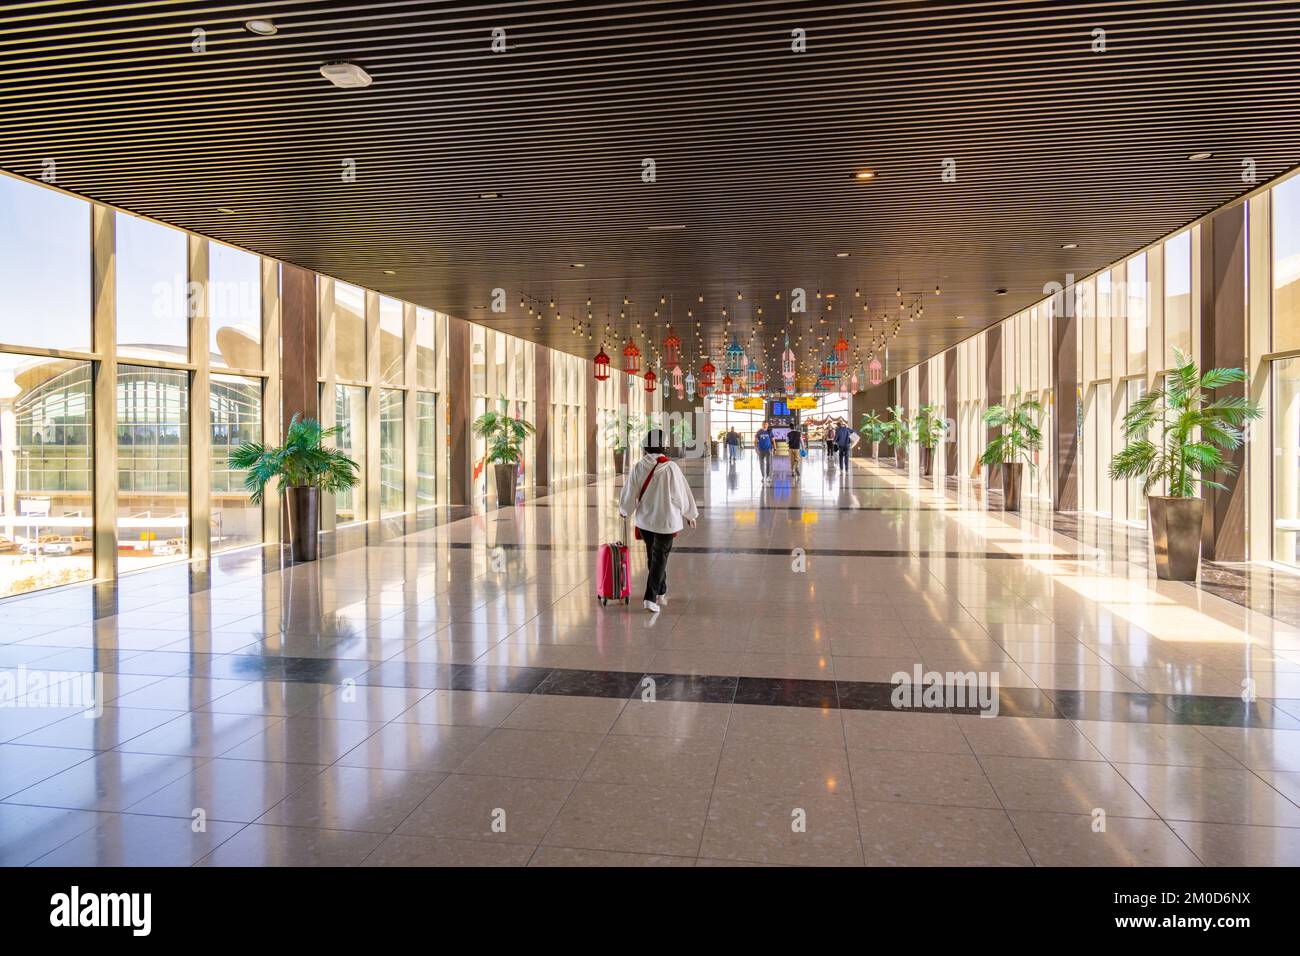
{"left": 2, "top": 451, "right": 1300, "bottom": 866}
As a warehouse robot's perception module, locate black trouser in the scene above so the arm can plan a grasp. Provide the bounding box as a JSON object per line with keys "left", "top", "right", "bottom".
{"left": 838, "top": 444, "right": 849, "bottom": 468}
{"left": 758, "top": 450, "right": 771, "bottom": 476}
{"left": 638, "top": 528, "right": 675, "bottom": 602}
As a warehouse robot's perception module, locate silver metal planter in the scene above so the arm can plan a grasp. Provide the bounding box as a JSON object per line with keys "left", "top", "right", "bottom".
{"left": 1148, "top": 496, "right": 1204, "bottom": 581}
{"left": 1002, "top": 462, "right": 1023, "bottom": 512}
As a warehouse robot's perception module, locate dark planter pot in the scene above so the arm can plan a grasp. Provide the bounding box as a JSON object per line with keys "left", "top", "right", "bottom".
{"left": 710, "top": 441, "right": 720, "bottom": 458}
{"left": 285, "top": 486, "right": 320, "bottom": 562}
{"left": 1002, "top": 462, "right": 1024, "bottom": 512}
{"left": 493, "top": 463, "right": 518, "bottom": 507}
{"left": 921, "top": 446, "right": 934, "bottom": 477}
{"left": 613, "top": 448, "right": 626, "bottom": 474}
{"left": 1148, "top": 496, "right": 1205, "bottom": 581}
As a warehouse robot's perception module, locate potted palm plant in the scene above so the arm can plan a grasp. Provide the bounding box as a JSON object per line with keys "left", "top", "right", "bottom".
{"left": 912, "top": 404, "right": 948, "bottom": 477}
{"left": 668, "top": 416, "right": 694, "bottom": 459}
{"left": 980, "top": 391, "right": 1043, "bottom": 512}
{"left": 881, "top": 405, "right": 913, "bottom": 468}
{"left": 473, "top": 398, "right": 536, "bottom": 507}
{"left": 603, "top": 412, "right": 642, "bottom": 474}
{"left": 859, "top": 411, "right": 886, "bottom": 459}
{"left": 1108, "top": 350, "right": 1261, "bottom": 581}
{"left": 228, "top": 414, "right": 361, "bottom": 562}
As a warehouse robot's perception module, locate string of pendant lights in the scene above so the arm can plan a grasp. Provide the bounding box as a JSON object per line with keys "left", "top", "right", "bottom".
{"left": 515, "top": 283, "right": 929, "bottom": 394}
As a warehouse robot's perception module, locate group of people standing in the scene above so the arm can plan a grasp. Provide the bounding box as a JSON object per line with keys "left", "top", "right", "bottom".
{"left": 726, "top": 418, "right": 857, "bottom": 481}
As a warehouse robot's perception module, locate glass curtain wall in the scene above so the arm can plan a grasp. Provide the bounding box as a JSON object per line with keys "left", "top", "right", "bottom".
{"left": 1272, "top": 174, "right": 1300, "bottom": 566}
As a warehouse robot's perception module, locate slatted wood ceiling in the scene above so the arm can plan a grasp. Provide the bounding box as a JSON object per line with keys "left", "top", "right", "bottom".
{"left": 2, "top": 0, "right": 1298, "bottom": 380}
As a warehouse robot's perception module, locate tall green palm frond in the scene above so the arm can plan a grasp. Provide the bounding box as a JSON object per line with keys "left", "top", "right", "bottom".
{"left": 227, "top": 413, "right": 360, "bottom": 504}
{"left": 473, "top": 398, "right": 536, "bottom": 465}
{"left": 1108, "top": 349, "right": 1261, "bottom": 498}
{"left": 980, "top": 391, "right": 1043, "bottom": 467}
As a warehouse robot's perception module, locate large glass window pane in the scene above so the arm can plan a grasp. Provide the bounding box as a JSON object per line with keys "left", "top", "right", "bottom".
{"left": 334, "top": 282, "right": 366, "bottom": 382}
{"left": 1124, "top": 377, "right": 1148, "bottom": 521}
{"left": 1273, "top": 176, "right": 1300, "bottom": 352}
{"left": 116, "top": 213, "right": 188, "bottom": 362}
{"left": 1164, "top": 231, "right": 1192, "bottom": 365}
{"left": 380, "top": 388, "right": 403, "bottom": 516}
{"left": 333, "top": 384, "right": 365, "bottom": 523}
{"left": 209, "top": 242, "right": 261, "bottom": 370}
{"left": 1097, "top": 270, "right": 1112, "bottom": 379}
{"left": 1126, "top": 254, "right": 1147, "bottom": 375}
{"left": 379, "top": 296, "right": 404, "bottom": 385}
{"left": 417, "top": 391, "right": 436, "bottom": 507}
{"left": 117, "top": 365, "right": 189, "bottom": 567}
{"left": 0, "top": 353, "right": 93, "bottom": 596}
{"left": 1274, "top": 357, "right": 1300, "bottom": 567}
{"left": 210, "top": 374, "right": 261, "bottom": 551}
{"left": 0, "top": 176, "right": 92, "bottom": 352}
{"left": 416, "top": 308, "right": 436, "bottom": 390}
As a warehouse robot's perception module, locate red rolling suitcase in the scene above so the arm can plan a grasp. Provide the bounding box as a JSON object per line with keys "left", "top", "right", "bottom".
{"left": 596, "top": 522, "right": 631, "bottom": 605}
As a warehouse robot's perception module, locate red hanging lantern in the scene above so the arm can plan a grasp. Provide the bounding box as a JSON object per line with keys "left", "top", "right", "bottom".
{"left": 699, "top": 358, "right": 716, "bottom": 388}
{"left": 663, "top": 329, "right": 681, "bottom": 367}
{"left": 834, "top": 335, "right": 850, "bottom": 367}
{"left": 671, "top": 364, "right": 683, "bottom": 391}
{"left": 722, "top": 374, "right": 733, "bottom": 395}
{"left": 593, "top": 346, "right": 610, "bottom": 381}
{"left": 644, "top": 368, "right": 657, "bottom": 393}
{"left": 622, "top": 340, "right": 641, "bottom": 374}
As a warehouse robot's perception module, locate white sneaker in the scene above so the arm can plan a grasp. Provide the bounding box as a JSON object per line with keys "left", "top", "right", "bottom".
{"left": 643, "top": 600, "right": 660, "bottom": 613}
{"left": 657, "top": 594, "right": 668, "bottom": 606}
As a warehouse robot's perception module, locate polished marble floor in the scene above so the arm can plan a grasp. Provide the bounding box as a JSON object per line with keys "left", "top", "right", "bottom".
{"left": 3, "top": 450, "right": 1300, "bottom": 866}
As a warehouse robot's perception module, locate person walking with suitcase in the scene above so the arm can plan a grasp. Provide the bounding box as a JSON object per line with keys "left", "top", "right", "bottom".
{"left": 786, "top": 425, "right": 803, "bottom": 478}
{"left": 755, "top": 420, "right": 774, "bottom": 481}
{"left": 619, "top": 429, "right": 698, "bottom": 613}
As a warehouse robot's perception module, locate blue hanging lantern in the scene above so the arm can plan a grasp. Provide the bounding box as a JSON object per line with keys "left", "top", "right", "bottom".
{"left": 684, "top": 370, "right": 696, "bottom": 401}
{"left": 725, "top": 334, "right": 745, "bottom": 377}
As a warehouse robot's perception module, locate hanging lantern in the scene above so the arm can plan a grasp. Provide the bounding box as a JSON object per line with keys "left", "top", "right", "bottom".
{"left": 850, "top": 368, "right": 860, "bottom": 392}
{"left": 839, "top": 372, "right": 850, "bottom": 395}
{"left": 725, "top": 335, "right": 745, "bottom": 377}
{"left": 834, "top": 334, "right": 849, "bottom": 368}
{"left": 700, "top": 358, "right": 717, "bottom": 389}
{"left": 684, "top": 370, "right": 696, "bottom": 401}
{"left": 644, "top": 368, "right": 657, "bottom": 393}
{"left": 593, "top": 346, "right": 610, "bottom": 381}
{"left": 622, "top": 340, "right": 641, "bottom": 374}
{"left": 753, "top": 368, "right": 765, "bottom": 392}
{"left": 663, "top": 329, "right": 681, "bottom": 366}
{"left": 746, "top": 357, "right": 759, "bottom": 389}
{"left": 781, "top": 335, "right": 796, "bottom": 390}
{"left": 868, "top": 357, "right": 883, "bottom": 385}
{"left": 721, "top": 374, "right": 734, "bottom": 395}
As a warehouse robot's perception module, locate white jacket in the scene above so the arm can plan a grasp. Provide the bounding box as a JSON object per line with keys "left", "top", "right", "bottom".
{"left": 619, "top": 453, "right": 699, "bottom": 534}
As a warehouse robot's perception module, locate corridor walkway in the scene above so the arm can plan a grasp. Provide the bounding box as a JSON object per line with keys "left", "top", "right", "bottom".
{"left": 2, "top": 451, "right": 1300, "bottom": 866}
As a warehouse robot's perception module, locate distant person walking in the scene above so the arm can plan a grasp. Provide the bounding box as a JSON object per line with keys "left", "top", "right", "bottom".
{"left": 786, "top": 425, "right": 803, "bottom": 478}
{"left": 619, "top": 429, "right": 699, "bottom": 613}
{"left": 754, "top": 421, "right": 774, "bottom": 481}
{"left": 725, "top": 426, "right": 740, "bottom": 461}
{"left": 834, "top": 419, "right": 855, "bottom": 469}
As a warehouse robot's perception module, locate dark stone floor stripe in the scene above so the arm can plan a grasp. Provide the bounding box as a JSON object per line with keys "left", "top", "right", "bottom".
{"left": 416, "top": 541, "right": 1096, "bottom": 560}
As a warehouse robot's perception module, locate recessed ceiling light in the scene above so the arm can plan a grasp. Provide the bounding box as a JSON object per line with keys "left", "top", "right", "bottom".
{"left": 477, "top": 192, "right": 501, "bottom": 200}
{"left": 320, "top": 62, "right": 372, "bottom": 89}
{"left": 382, "top": 269, "right": 396, "bottom": 276}
{"left": 648, "top": 224, "right": 686, "bottom": 231}
{"left": 852, "top": 169, "right": 876, "bottom": 181}
{"left": 1188, "top": 151, "right": 1213, "bottom": 161}
{"left": 570, "top": 262, "right": 585, "bottom": 269}
{"left": 1061, "top": 242, "right": 1078, "bottom": 250}
{"left": 995, "top": 288, "right": 1008, "bottom": 296}
{"left": 836, "top": 252, "right": 850, "bottom": 258}
{"left": 217, "top": 206, "right": 236, "bottom": 214}
{"left": 244, "top": 19, "right": 278, "bottom": 36}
